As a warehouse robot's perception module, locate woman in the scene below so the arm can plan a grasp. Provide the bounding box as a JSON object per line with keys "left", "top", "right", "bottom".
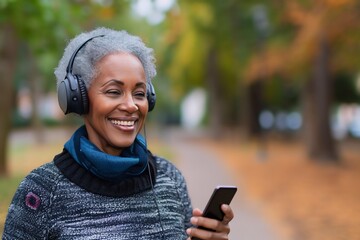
{"left": 3, "top": 27, "right": 234, "bottom": 239}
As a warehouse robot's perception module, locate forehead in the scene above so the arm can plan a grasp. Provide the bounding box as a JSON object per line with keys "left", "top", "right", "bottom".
{"left": 97, "top": 52, "right": 144, "bottom": 71}
{"left": 93, "top": 52, "right": 146, "bottom": 83}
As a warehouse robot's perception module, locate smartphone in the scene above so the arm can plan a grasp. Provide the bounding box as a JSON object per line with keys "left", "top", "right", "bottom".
{"left": 191, "top": 185, "right": 237, "bottom": 240}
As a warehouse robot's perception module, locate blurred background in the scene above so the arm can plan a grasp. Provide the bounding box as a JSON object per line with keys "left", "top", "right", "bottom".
{"left": 1, "top": 0, "right": 360, "bottom": 239}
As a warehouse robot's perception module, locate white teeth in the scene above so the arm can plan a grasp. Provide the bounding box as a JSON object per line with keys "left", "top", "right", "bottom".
{"left": 111, "top": 120, "right": 135, "bottom": 126}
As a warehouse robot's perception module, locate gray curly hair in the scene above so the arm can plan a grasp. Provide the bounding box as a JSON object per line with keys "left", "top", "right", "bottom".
{"left": 54, "top": 27, "right": 156, "bottom": 89}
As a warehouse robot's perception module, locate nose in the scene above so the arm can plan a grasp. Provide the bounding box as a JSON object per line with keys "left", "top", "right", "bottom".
{"left": 119, "top": 94, "right": 138, "bottom": 112}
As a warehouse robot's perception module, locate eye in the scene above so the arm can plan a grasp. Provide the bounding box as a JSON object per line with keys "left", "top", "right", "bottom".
{"left": 134, "top": 91, "right": 146, "bottom": 98}
{"left": 105, "top": 89, "right": 122, "bottom": 96}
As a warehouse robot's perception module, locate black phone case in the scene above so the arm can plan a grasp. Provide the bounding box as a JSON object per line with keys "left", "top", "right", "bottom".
{"left": 191, "top": 186, "right": 237, "bottom": 240}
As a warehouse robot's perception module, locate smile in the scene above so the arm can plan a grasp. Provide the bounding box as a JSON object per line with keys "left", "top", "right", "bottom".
{"left": 110, "top": 119, "right": 135, "bottom": 126}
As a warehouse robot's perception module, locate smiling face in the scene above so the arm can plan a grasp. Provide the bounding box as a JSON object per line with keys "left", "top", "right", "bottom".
{"left": 84, "top": 52, "right": 148, "bottom": 156}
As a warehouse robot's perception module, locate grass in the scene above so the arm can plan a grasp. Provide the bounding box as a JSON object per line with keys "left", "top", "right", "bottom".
{"left": 0, "top": 175, "right": 24, "bottom": 234}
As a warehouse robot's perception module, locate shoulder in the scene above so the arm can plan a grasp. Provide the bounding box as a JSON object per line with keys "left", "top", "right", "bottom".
{"left": 152, "top": 155, "right": 189, "bottom": 190}
{"left": 151, "top": 154, "right": 193, "bottom": 222}
{"left": 3, "top": 161, "right": 64, "bottom": 238}
{"left": 153, "top": 155, "right": 183, "bottom": 178}
{"left": 31, "top": 161, "right": 62, "bottom": 178}
{"left": 25, "top": 161, "right": 63, "bottom": 190}
{"left": 8, "top": 158, "right": 66, "bottom": 213}
{"left": 12, "top": 161, "right": 62, "bottom": 207}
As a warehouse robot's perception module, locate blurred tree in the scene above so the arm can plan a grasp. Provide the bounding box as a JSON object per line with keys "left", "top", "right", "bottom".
{"left": 333, "top": 72, "right": 360, "bottom": 104}
{"left": 0, "top": 0, "right": 132, "bottom": 176}
{"left": 162, "top": 0, "right": 360, "bottom": 161}
{"left": 0, "top": 0, "right": 83, "bottom": 176}
{"left": 162, "top": 0, "right": 253, "bottom": 136}
{"left": 0, "top": 23, "right": 18, "bottom": 176}
{"left": 244, "top": 0, "right": 360, "bottom": 161}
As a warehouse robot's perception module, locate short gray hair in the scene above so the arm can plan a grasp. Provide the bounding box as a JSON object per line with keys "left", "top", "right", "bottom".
{"left": 54, "top": 27, "right": 156, "bottom": 89}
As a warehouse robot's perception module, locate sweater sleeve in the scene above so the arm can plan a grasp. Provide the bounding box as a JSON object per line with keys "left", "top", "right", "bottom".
{"left": 179, "top": 174, "right": 194, "bottom": 230}
{"left": 172, "top": 162, "right": 193, "bottom": 229}
{"left": 155, "top": 156, "right": 193, "bottom": 230}
{"left": 3, "top": 164, "right": 55, "bottom": 240}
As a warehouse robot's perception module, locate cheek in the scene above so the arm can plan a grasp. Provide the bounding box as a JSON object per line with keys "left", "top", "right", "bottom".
{"left": 140, "top": 107, "right": 148, "bottom": 120}
{"left": 88, "top": 98, "right": 114, "bottom": 119}
{"left": 138, "top": 102, "right": 149, "bottom": 120}
{"left": 134, "top": 97, "right": 148, "bottom": 114}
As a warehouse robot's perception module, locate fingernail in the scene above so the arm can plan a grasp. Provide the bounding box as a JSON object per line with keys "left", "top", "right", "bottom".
{"left": 191, "top": 217, "right": 198, "bottom": 224}
{"left": 222, "top": 204, "right": 229, "bottom": 210}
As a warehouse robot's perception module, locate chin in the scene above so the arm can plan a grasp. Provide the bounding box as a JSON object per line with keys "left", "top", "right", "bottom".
{"left": 115, "top": 138, "right": 136, "bottom": 149}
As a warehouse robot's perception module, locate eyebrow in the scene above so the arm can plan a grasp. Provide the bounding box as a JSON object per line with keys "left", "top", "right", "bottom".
{"left": 102, "top": 79, "right": 146, "bottom": 88}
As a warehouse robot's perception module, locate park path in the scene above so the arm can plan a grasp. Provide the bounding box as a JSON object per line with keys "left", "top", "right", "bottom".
{"left": 157, "top": 127, "right": 282, "bottom": 240}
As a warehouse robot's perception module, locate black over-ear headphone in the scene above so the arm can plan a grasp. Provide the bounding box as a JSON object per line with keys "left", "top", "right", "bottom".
{"left": 57, "top": 35, "right": 156, "bottom": 115}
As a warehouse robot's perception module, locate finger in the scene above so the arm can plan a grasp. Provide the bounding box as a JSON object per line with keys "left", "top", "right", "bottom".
{"left": 191, "top": 216, "right": 230, "bottom": 234}
{"left": 221, "top": 204, "right": 234, "bottom": 225}
{"left": 187, "top": 227, "right": 213, "bottom": 239}
{"left": 187, "top": 227, "right": 229, "bottom": 240}
{"left": 192, "top": 208, "right": 203, "bottom": 216}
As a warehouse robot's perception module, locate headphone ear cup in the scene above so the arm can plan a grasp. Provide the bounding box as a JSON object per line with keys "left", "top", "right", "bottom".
{"left": 57, "top": 79, "right": 71, "bottom": 114}
{"left": 147, "top": 83, "right": 156, "bottom": 112}
{"left": 60, "top": 35, "right": 104, "bottom": 115}
{"left": 57, "top": 73, "right": 88, "bottom": 115}
{"left": 77, "top": 76, "right": 89, "bottom": 114}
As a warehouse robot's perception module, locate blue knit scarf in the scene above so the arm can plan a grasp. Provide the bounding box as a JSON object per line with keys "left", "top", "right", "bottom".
{"left": 64, "top": 126, "right": 148, "bottom": 182}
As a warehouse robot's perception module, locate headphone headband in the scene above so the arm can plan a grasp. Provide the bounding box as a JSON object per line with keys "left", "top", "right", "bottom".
{"left": 66, "top": 35, "right": 105, "bottom": 74}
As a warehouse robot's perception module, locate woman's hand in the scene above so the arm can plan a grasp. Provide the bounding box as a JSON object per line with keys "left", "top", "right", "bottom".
{"left": 186, "top": 204, "right": 234, "bottom": 240}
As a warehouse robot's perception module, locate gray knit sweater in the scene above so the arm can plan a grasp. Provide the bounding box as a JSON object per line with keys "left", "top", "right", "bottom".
{"left": 3, "top": 150, "right": 193, "bottom": 239}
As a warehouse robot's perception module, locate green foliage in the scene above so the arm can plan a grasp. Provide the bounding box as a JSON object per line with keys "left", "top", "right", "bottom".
{"left": 263, "top": 76, "right": 300, "bottom": 111}
{"left": 1, "top": 0, "right": 360, "bottom": 127}
{"left": 0, "top": 0, "right": 133, "bottom": 91}
{"left": 162, "top": 1, "right": 254, "bottom": 96}
{"left": 334, "top": 72, "right": 360, "bottom": 104}
{"left": 159, "top": 0, "right": 277, "bottom": 126}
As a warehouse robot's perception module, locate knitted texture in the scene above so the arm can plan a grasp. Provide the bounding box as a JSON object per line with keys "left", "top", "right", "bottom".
{"left": 3, "top": 156, "right": 192, "bottom": 239}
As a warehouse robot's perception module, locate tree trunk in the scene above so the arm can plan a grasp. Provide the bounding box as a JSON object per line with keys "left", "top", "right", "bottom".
{"left": 206, "top": 48, "right": 223, "bottom": 137}
{"left": 244, "top": 80, "right": 264, "bottom": 138}
{"left": 27, "top": 48, "right": 45, "bottom": 143}
{"left": 302, "top": 33, "right": 338, "bottom": 162}
{"left": 0, "top": 24, "right": 18, "bottom": 176}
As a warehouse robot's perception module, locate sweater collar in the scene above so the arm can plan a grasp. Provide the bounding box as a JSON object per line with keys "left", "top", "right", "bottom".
{"left": 54, "top": 149, "right": 157, "bottom": 197}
